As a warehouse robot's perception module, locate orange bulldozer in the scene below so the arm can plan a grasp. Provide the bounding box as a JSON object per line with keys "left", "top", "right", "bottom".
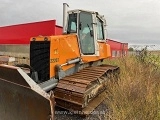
{"left": 0, "top": 3, "right": 119, "bottom": 120}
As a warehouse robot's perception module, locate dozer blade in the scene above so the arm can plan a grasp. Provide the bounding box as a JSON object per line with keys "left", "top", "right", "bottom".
{"left": 0, "top": 65, "right": 55, "bottom": 120}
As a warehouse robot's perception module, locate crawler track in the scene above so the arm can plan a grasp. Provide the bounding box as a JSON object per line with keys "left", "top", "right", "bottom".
{"left": 54, "top": 64, "right": 119, "bottom": 114}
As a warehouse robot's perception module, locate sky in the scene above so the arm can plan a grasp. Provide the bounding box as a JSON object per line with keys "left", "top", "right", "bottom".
{"left": 0, "top": 0, "right": 160, "bottom": 45}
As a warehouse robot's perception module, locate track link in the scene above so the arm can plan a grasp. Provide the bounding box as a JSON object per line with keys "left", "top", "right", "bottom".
{"left": 54, "top": 64, "right": 119, "bottom": 114}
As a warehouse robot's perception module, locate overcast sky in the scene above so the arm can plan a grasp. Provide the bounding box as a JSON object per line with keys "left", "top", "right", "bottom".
{"left": 0, "top": 0, "right": 160, "bottom": 45}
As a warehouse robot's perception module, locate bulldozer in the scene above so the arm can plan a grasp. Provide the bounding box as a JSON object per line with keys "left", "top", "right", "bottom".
{"left": 0, "top": 3, "right": 119, "bottom": 120}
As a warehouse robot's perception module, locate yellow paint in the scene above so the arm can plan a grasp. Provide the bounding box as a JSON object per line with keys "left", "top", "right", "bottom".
{"left": 82, "top": 42, "right": 111, "bottom": 62}
{"left": 31, "top": 34, "right": 111, "bottom": 78}
{"left": 49, "top": 34, "right": 80, "bottom": 77}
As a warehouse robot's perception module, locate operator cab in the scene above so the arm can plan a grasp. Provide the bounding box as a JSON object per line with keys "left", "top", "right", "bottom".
{"left": 66, "top": 9, "right": 107, "bottom": 56}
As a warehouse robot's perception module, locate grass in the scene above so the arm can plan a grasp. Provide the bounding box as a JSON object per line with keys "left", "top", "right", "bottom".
{"left": 103, "top": 56, "right": 160, "bottom": 120}
{"left": 144, "top": 53, "right": 160, "bottom": 67}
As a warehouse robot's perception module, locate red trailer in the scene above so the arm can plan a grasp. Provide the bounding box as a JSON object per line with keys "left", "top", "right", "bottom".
{"left": 107, "top": 39, "right": 128, "bottom": 58}
{"left": 0, "top": 20, "right": 63, "bottom": 64}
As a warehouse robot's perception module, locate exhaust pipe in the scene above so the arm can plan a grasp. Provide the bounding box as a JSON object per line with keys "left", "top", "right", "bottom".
{"left": 63, "top": 3, "right": 69, "bottom": 33}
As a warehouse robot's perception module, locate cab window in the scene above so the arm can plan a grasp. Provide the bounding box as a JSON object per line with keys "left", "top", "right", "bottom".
{"left": 97, "top": 17, "right": 104, "bottom": 40}
{"left": 67, "top": 13, "right": 77, "bottom": 33}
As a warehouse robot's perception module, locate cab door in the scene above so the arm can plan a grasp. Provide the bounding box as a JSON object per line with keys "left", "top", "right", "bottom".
{"left": 78, "top": 11, "right": 95, "bottom": 55}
